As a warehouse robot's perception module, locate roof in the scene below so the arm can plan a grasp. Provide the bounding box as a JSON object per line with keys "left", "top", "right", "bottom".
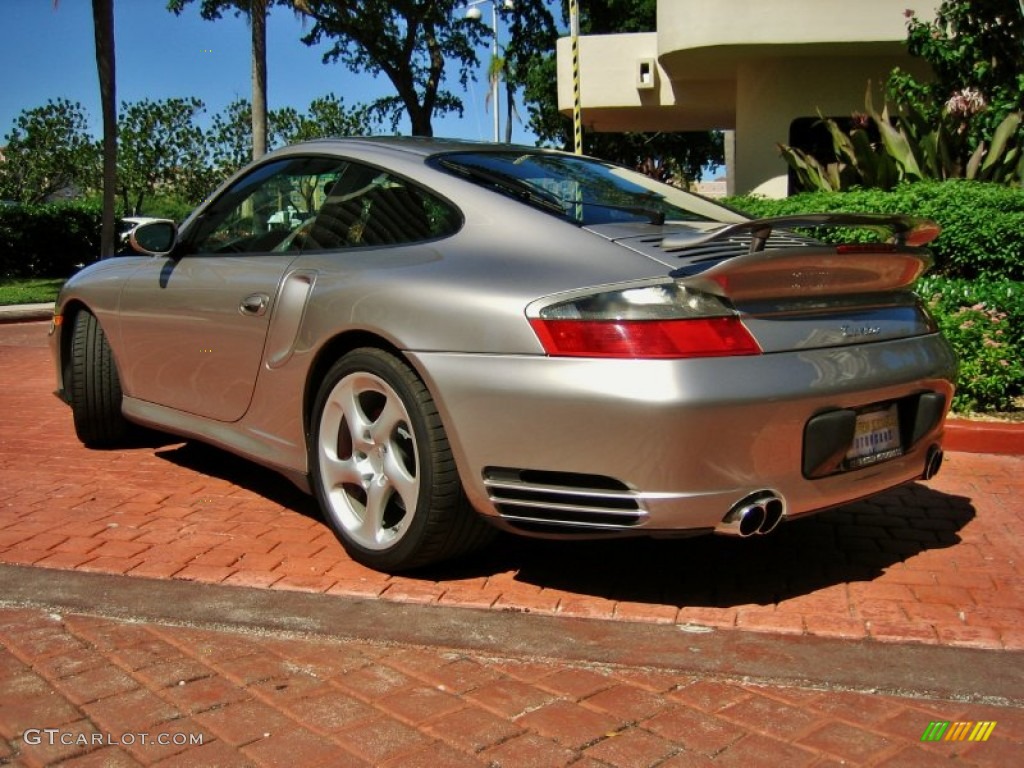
{"left": 280, "top": 135, "right": 549, "bottom": 159}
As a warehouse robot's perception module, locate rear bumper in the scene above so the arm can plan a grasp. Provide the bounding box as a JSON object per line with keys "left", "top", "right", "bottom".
{"left": 411, "top": 333, "right": 957, "bottom": 537}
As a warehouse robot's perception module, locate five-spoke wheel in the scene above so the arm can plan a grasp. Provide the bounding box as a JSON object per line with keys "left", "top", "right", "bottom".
{"left": 310, "top": 348, "right": 493, "bottom": 571}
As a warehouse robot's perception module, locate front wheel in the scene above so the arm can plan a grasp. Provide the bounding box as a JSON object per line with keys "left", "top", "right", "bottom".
{"left": 68, "top": 310, "right": 131, "bottom": 447}
{"left": 310, "top": 348, "right": 494, "bottom": 571}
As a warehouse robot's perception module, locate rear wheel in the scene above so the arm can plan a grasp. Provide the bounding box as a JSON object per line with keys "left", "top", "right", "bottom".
{"left": 68, "top": 310, "right": 131, "bottom": 447}
{"left": 310, "top": 348, "right": 494, "bottom": 571}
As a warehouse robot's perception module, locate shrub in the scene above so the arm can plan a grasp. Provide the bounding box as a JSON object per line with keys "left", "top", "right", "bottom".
{"left": 726, "top": 181, "right": 1024, "bottom": 281}
{"left": 144, "top": 195, "right": 196, "bottom": 223}
{"left": 0, "top": 201, "right": 105, "bottom": 279}
{"left": 918, "top": 276, "right": 1024, "bottom": 413}
{"left": 778, "top": 96, "right": 1023, "bottom": 191}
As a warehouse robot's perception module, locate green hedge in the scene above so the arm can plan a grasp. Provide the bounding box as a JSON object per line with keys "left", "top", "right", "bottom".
{"left": 0, "top": 196, "right": 192, "bottom": 280}
{"left": 726, "top": 181, "right": 1024, "bottom": 281}
{"left": 0, "top": 202, "right": 104, "bottom": 279}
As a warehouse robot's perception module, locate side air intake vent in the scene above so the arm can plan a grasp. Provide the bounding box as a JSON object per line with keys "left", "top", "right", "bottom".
{"left": 483, "top": 468, "right": 646, "bottom": 530}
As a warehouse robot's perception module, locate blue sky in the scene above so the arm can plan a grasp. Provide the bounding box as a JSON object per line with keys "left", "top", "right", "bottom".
{"left": 0, "top": 0, "right": 540, "bottom": 144}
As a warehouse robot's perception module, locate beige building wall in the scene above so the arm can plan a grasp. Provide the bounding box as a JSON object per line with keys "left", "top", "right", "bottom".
{"left": 655, "top": 0, "right": 931, "bottom": 55}
{"left": 556, "top": 0, "right": 938, "bottom": 195}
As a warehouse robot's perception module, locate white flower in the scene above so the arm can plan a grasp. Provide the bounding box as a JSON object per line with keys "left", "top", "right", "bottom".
{"left": 944, "top": 88, "right": 987, "bottom": 119}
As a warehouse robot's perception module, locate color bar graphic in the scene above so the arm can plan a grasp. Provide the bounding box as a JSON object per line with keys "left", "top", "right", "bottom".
{"left": 921, "top": 721, "right": 997, "bottom": 742}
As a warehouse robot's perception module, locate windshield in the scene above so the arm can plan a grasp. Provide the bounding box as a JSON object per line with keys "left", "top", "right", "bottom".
{"left": 434, "top": 150, "right": 747, "bottom": 227}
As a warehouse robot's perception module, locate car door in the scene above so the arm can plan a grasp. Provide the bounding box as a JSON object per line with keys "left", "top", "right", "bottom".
{"left": 117, "top": 155, "right": 348, "bottom": 422}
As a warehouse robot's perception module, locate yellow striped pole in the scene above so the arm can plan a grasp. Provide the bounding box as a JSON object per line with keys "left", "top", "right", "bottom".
{"left": 570, "top": 0, "right": 582, "bottom": 154}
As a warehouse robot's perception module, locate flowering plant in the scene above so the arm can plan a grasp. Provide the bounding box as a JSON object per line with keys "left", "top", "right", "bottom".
{"left": 919, "top": 276, "right": 1024, "bottom": 413}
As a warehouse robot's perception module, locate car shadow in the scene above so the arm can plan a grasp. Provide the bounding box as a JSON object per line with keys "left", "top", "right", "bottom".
{"left": 154, "top": 440, "right": 320, "bottom": 517}
{"left": 426, "top": 483, "right": 976, "bottom": 609}
{"left": 151, "top": 439, "right": 975, "bottom": 609}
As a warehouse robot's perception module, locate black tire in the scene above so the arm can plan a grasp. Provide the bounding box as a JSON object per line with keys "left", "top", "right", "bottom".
{"left": 310, "top": 348, "right": 495, "bottom": 571}
{"left": 68, "top": 310, "right": 131, "bottom": 447}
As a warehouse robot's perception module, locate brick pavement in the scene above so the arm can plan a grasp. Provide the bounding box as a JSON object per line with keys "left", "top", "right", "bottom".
{"left": 2, "top": 319, "right": 1024, "bottom": 765}
{"left": 1, "top": 595, "right": 1022, "bottom": 768}
{"left": 1, "top": 321, "right": 1022, "bottom": 650}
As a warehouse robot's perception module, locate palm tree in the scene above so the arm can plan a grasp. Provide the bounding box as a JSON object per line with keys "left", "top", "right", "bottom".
{"left": 91, "top": 0, "right": 117, "bottom": 258}
{"left": 250, "top": 0, "right": 267, "bottom": 159}
{"left": 168, "top": 1, "right": 273, "bottom": 161}
{"left": 54, "top": 0, "right": 117, "bottom": 258}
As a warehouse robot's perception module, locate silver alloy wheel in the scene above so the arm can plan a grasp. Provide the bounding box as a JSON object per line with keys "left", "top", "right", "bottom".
{"left": 316, "top": 370, "right": 420, "bottom": 551}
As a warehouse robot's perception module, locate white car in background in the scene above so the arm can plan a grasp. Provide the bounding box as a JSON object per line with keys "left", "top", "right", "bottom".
{"left": 117, "top": 216, "right": 162, "bottom": 252}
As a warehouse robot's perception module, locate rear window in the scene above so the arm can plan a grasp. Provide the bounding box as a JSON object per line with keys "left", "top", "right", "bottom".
{"left": 433, "top": 151, "right": 745, "bottom": 227}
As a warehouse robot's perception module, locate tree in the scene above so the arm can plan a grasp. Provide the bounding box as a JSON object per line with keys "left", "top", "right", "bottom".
{"left": 117, "top": 98, "right": 209, "bottom": 214}
{"left": 207, "top": 98, "right": 257, "bottom": 175}
{"left": 273, "top": 94, "right": 375, "bottom": 143}
{"left": 885, "top": 0, "right": 1024, "bottom": 184}
{"left": 500, "top": 0, "right": 557, "bottom": 143}
{"left": 251, "top": 0, "right": 268, "bottom": 158}
{"left": 889, "top": 0, "right": 1024, "bottom": 145}
{"left": 167, "top": 0, "right": 294, "bottom": 160}
{"left": 524, "top": 1, "right": 723, "bottom": 181}
{"left": 292, "top": 1, "right": 489, "bottom": 136}
{"left": 587, "top": 132, "right": 725, "bottom": 186}
{"left": 207, "top": 94, "right": 376, "bottom": 180}
{"left": 92, "top": 0, "right": 117, "bottom": 257}
{"left": 0, "top": 99, "right": 98, "bottom": 204}
{"left": 52, "top": 0, "right": 117, "bottom": 254}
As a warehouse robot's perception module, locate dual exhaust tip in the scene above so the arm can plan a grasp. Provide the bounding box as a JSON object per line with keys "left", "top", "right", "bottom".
{"left": 923, "top": 445, "right": 944, "bottom": 481}
{"left": 717, "top": 446, "right": 944, "bottom": 539}
{"left": 716, "top": 491, "right": 786, "bottom": 538}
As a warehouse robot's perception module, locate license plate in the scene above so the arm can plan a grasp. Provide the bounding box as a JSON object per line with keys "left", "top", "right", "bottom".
{"left": 845, "top": 405, "right": 902, "bottom": 468}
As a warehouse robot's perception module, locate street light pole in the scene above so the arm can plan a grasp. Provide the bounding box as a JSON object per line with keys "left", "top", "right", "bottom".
{"left": 465, "top": 0, "right": 514, "bottom": 142}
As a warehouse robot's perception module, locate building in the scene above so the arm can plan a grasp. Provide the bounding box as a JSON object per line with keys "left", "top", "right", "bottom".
{"left": 556, "top": 0, "right": 938, "bottom": 196}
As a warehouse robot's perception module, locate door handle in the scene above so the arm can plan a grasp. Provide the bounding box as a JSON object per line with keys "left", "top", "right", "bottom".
{"left": 239, "top": 293, "right": 270, "bottom": 316}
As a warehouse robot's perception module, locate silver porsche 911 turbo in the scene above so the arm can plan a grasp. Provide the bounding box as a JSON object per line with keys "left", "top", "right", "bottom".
{"left": 50, "top": 137, "right": 956, "bottom": 571}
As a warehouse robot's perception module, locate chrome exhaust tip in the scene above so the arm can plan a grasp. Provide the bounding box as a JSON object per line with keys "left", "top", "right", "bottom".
{"left": 759, "top": 496, "right": 785, "bottom": 534}
{"left": 923, "top": 445, "right": 944, "bottom": 480}
{"left": 736, "top": 503, "right": 766, "bottom": 537}
{"left": 716, "top": 491, "right": 787, "bottom": 537}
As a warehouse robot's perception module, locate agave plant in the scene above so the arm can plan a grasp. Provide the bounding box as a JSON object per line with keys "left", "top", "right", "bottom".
{"left": 780, "top": 83, "right": 1024, "bottom": 191}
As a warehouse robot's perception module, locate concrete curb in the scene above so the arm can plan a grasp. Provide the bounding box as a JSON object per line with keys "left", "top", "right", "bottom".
{"left": 945, "top": 418, "right": 1024, "bottom": 455}
{"left": 0, "top": 303, "right": 52, "bottom": 324}
{"left": 3, "top": 563, "right": 1021, "bottom": 706}
{"left": 2, "top": 306, "right": 1021, "bottom": 455}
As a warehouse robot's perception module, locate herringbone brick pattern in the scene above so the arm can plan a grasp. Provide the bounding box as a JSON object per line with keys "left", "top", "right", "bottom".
{"left": 1, "top": 323, "right": 1022, "bottom": 649}
{"left": 2, "top": 607, "right": 1021, "bottom": 767}
{"left": 3, "top": 320, "right": 1024, "bottom": 765}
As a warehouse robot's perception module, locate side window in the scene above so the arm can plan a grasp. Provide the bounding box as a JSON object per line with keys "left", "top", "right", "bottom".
{"left": 189, "top": 156, "right": 348, "bottom": 254}
{"left": 300, "top": 163, "right": 460, "bottom": 251}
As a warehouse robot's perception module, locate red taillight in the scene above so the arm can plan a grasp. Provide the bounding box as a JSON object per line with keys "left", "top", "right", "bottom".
{"left": 529, "top": 317, "right": 762, "bottom": 359}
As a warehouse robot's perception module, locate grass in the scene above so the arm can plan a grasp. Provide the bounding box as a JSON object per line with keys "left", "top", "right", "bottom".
{"left": 0, "top": 277, "right": 64, "bottom": 306}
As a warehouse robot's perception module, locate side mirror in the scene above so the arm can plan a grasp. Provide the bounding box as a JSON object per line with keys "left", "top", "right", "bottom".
{"left": 129, "top": 220, "right": 177, "bottom": 256}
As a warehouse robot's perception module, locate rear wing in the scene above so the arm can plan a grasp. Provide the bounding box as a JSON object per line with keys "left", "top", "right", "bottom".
{"left": 662, "top": 213, "right": 941, "bottom": 254}
{"left": 670, "top": 213, "right": 940, "bottom": 302}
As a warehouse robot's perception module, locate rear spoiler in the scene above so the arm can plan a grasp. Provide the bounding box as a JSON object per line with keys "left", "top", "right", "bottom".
{"left": 662, "top": 213, "right": 941, "bottom": 254}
